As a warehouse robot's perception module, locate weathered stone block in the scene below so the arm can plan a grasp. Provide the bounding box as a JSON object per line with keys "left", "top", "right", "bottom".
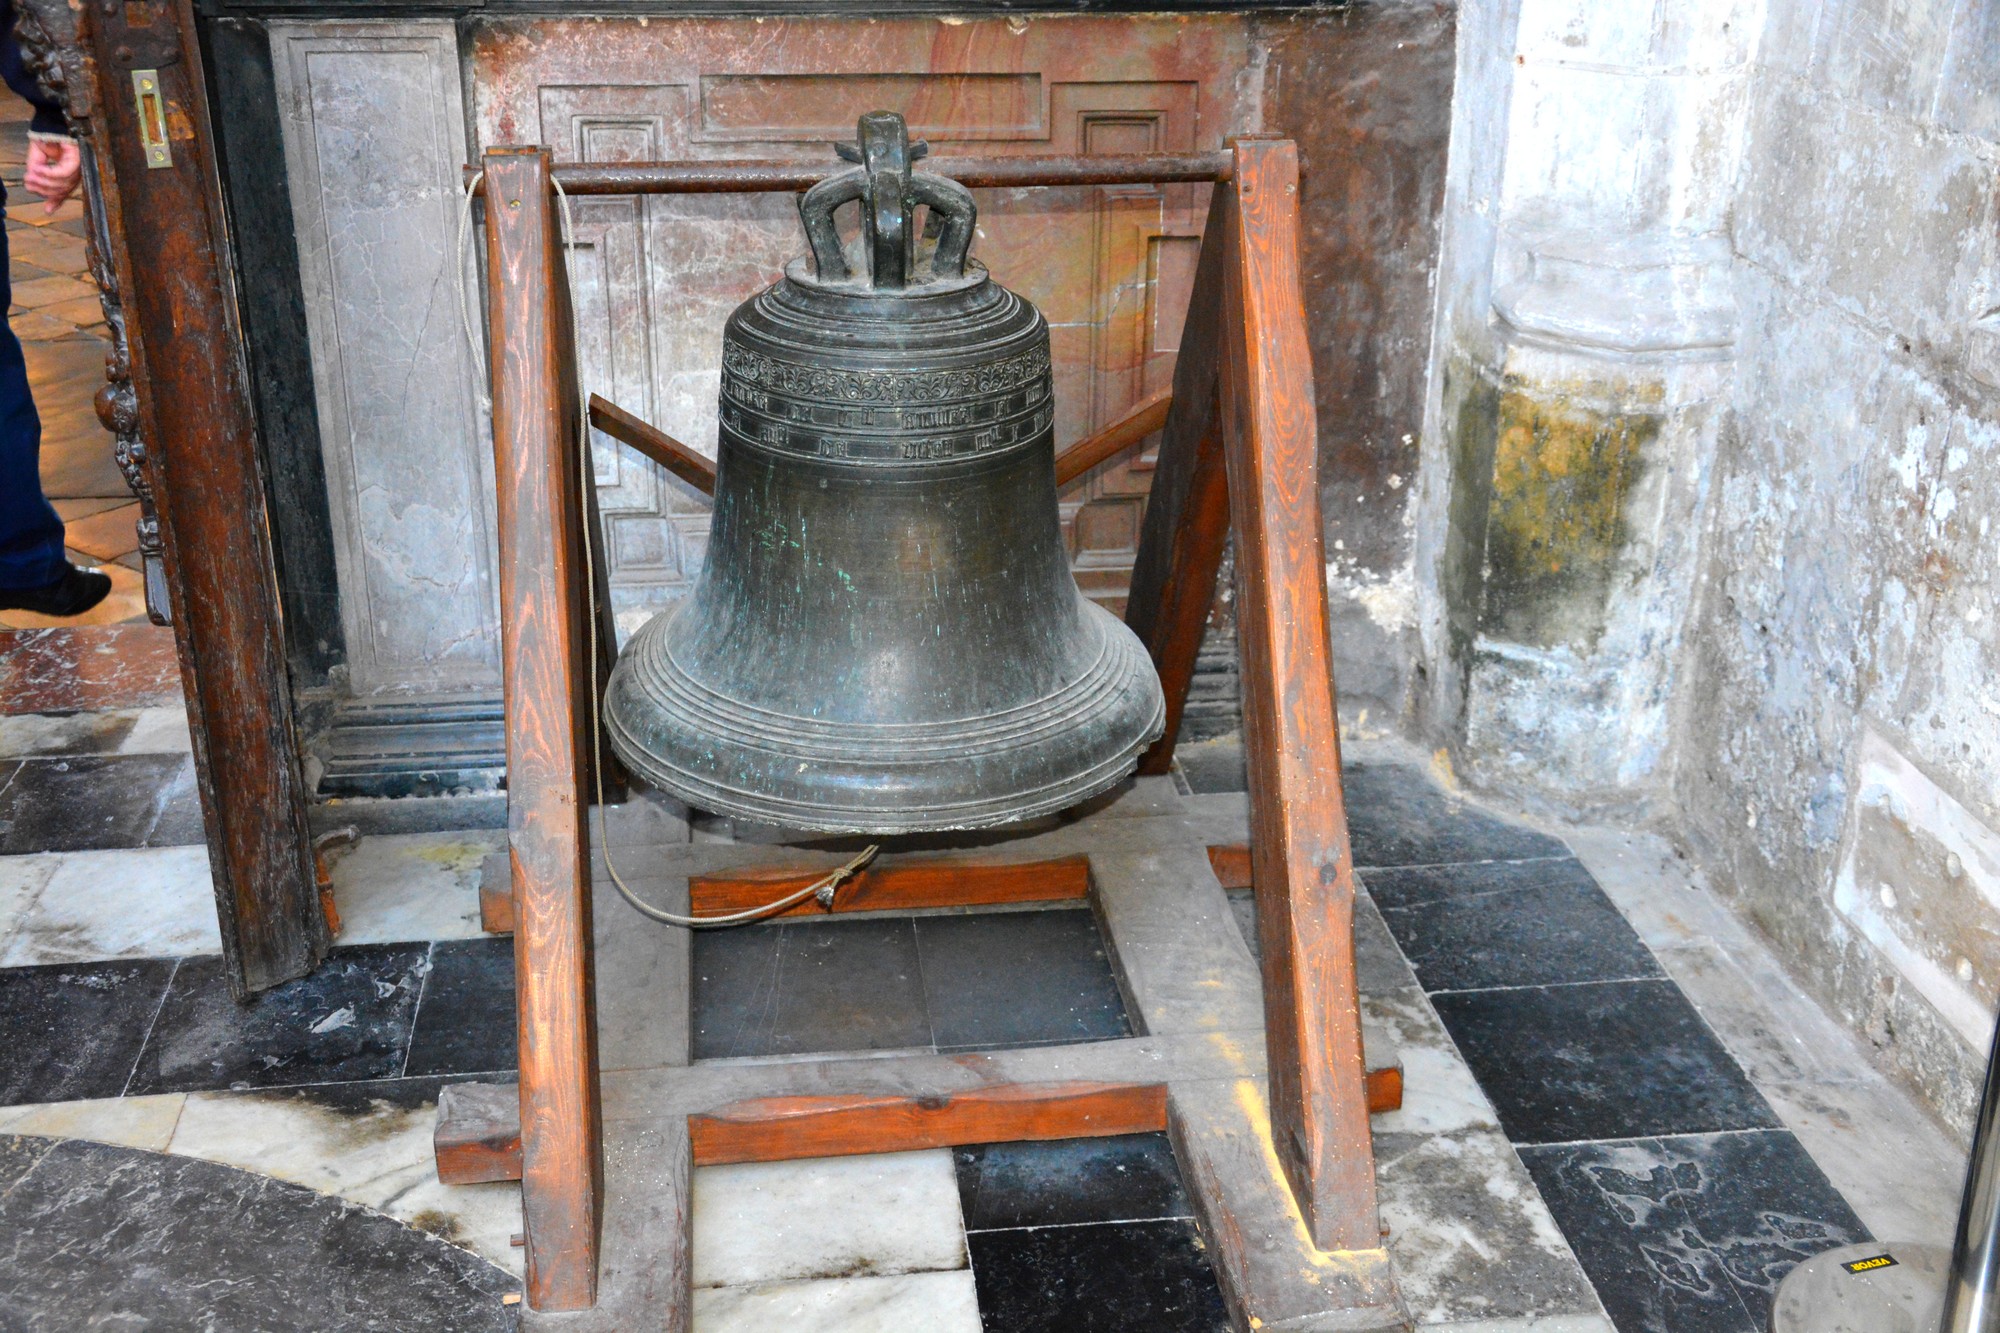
{"left": 1812, "top": 0, "right": 1957, "bottom": 121}
{"left": 1476, "top": 377, "right": 1659, "bottom": 652}
{"left": 1936, "top": 1, "right": 2000, "bottom": 140}
{"left": 1833, "top": 727, "right": 2000, "bottom": 1054}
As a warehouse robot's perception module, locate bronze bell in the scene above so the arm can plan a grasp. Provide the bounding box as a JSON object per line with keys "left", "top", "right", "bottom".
{"left": 604, "top": 112, "right": 1166, "bottom": 832}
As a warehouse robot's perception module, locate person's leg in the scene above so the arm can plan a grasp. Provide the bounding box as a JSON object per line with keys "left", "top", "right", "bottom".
{"left": 0, "top": 309, "right": 67, "bottom": 591}
{"left": 0, "top": 199, "right": 108, "bottom": 615}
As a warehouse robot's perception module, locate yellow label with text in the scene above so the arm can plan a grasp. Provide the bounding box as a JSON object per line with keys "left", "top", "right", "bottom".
{"left": 1841, "top": 1255, "right": 1898, "bottom": 1274}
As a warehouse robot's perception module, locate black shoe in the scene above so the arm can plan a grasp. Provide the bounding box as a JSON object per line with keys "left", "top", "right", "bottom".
{"left": 0, "top": 562, "right": 113, "bottom": 616}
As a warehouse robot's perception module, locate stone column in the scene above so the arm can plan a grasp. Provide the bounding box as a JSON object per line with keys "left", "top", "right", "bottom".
{"left": 1414, "top": 0, "right": 1757, "bottom": 803}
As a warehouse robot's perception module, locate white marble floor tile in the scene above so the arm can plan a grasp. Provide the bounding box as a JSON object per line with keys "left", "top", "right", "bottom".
{"left": 1377, "top": 1128, "right": 1600, "bottom": 1328}
{"left": 168, "top": 1089, "right": 524, "bottom": 1277}
{"left": 1417, "top": 1317, "right": 1616, "bottom": 1333}
{"left": 1653, "top": 938, "right": 1859, "bottom": 1087}
{"left": 693, "top": 1271, "right": 981, "bottom": 1333}
{"left": 1364, "top": 987, "right": 1500, "bottom": 1134}
{"left": 0, "top": 1093, "right": 186, "bottom": 1150}
{"left": 1565, "top": 826, "right": 1744, "bottom": 952}
{"left": 0, "top": 846, "right": 218, "bottom": 965}
{"left": 692, "top": 1149, "right": 966, "bottom": 1288}
{"left": 0, "top": 853, "right": 59, "bottom": 952}
{"left": 1763, "top": 1075, "right": 1962, "bottom": 1247}
{"left": 118, "top": 705, "right": 194, "bottom": 754}
{"left": 329, "top": 832, "right": 501, "bottom": 946}
{"left": 0, "top": 710, "right": 139, "bottom": 757}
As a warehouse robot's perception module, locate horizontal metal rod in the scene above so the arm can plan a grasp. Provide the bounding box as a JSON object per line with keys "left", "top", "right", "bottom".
{"left": 467, "top": 151, "right": 1232, "bottom": 197}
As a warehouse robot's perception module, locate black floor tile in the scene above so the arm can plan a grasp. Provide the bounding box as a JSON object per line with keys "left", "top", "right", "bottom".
{"left": 956, "top": 1132, "right": 1191, "bottom": 1231}
{"left": 1364, "top": 854, "right": 1595, "bottom": 910}
{"left": 966, "top": 1217, "right": 1230, "bottom": 1332}
{"left": 1431, "top": 979, "right": 1780, "bottom": 1144}
{"left": 1520, "top": 1130, "right": 1868, "bottom": 1333}
{"left": 1374, "top": 859, "right": 1665, "bottom": 991}
{"left": 143, "top": 757, "right": 206, "bottom": 847}
{"left": 405, "top": 938, "right": 517, "bottom": 1078}
{"left": 692, "top": 916, "right": 930, "bottom": 1059}
{"left": 0, "top": 1137, "right": 519, "bottom": 1331}
{"left": 0, "top": 754, "right": 190, "bottom": 853}
{"left": 915, "top": 909, "right": 1129, "bottom": 1051}
{"left": 1343, "top": 762, "right": 1570, "bottom": 868}
{"left": 126, "top": 944, "right": 430, "bottom": 1094}
{"left": 0, "top": 959, "right": 176, "bottom": 1106}
{"left": 1522, "top": 1137, "right": 1753, "bottom": 1333}
{"left": 1672, "top": 1129, "right": 1871, "bottom": 1328}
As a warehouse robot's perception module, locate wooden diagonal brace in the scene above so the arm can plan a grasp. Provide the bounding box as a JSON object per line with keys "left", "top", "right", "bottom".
{"left": 1054, "top": 390, "right": 1173, "bottom": 486}
{"left": 589, "top": 394, "right": 717, "bottom": 496}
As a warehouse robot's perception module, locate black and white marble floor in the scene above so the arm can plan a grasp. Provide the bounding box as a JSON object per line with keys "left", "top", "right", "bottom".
{"left": 0, "top": 713, "right": 1969, "bottom": 1332}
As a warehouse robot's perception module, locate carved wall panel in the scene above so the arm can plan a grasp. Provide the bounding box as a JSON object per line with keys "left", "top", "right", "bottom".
{"left": 471, "top": 16, "right": 1255, "bottom": 631}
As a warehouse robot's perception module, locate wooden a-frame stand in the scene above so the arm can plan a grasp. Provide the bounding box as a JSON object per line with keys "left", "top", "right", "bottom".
{"left": 451, "top": 137, "right": 1406, "bottom": 1331}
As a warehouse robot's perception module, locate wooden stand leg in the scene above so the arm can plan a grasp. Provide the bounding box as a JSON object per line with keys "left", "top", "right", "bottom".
{"left": 484, "top": 147, "right": 603, "bottom": 1311}
{"left": 1125, "top": 192, "right": 1230, "bottom": 778}
{"left": 1219, "top": 137, "right": 1379, "bottom": 1251}
{"left": 1123, "top": 140, "right": 1380, "bottom": 1254}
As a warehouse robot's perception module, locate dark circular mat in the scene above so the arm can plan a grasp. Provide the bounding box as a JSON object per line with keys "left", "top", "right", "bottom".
{"left": 0, "top": 1134, "right": 520, "bottom": 1331}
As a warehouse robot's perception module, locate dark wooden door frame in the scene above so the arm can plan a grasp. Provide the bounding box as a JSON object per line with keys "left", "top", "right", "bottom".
{"left": 19, "top": 0, "right": 323, "bottom": 996}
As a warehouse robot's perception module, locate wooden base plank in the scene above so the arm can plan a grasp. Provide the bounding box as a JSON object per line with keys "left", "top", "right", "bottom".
{"left": 688, "top": 854, "right": 1089, "bottom": 918}
{"left": 442, "top": 1049, "right": 1398, "bottom": 1190}
{"left": 480, "top": 851, "right": 514, "bottom": 935}
{"left": 689, "top": 1081, "right": 1167, "bottom": 1166}
{"left": 455, "top": 770, "right": 1391, "bottom": 1322}
{"left": 1366, "top": 1066, "right": 1402, "bottom": 1115}
{"left": 1170, "top": 1076, "right": 1407, "bottom": 1331}
{"left": 436, "top": 1081, "right": 525, "bottom": 1185}
{"left": 1206, "top": 842, "right": 1252, "bottom": 891}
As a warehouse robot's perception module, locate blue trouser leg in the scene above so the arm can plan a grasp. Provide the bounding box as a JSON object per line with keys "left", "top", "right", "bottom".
{"left": 0, "top": 196, "right": 67, "bottom": 590}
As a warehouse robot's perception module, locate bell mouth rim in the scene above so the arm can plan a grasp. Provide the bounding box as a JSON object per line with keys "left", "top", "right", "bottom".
{"left": 620, "top": 597, "right": 1144, "bottom": 745}
{"left": 613, "top": 732, "right": 1160, "bottom": 835}
{"left": 603, "top": 599, "right": 1168, "bottom": 834}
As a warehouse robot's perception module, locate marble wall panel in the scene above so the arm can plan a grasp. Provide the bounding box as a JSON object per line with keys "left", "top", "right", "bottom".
{"left": 469, "top": 15, "right": 1253, "bottom": 631}
{"left": 271, "top": 22, "right": 499, "bottom": 696}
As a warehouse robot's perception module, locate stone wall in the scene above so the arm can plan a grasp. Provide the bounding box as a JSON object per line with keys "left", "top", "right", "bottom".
{"left": 1420, "top": 0, "right": 2000, "bottom": 1135}
{"left": 1672, "top": 0, "right": 2000, "bottom": 1137}
{"left": 1255, "top": 5, "right": 1456, "bottom": 736}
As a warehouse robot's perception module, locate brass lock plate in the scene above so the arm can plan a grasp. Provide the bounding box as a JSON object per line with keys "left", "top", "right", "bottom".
{"left": 131, "top": 70, "right": 170, "bottom": 169}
